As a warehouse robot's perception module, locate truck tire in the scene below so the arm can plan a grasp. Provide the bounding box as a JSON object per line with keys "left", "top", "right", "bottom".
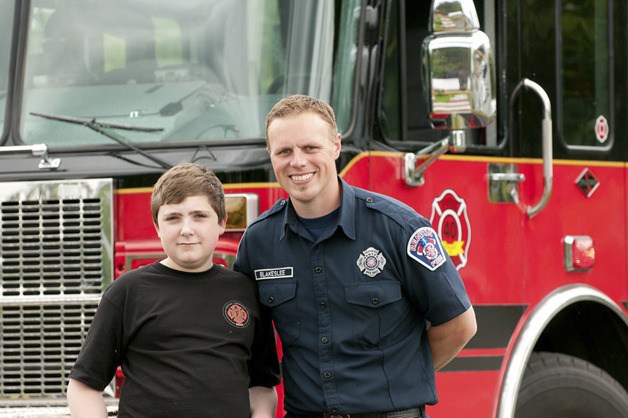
{"left": 515, "top": 351, "right": 628, "bottom": 418}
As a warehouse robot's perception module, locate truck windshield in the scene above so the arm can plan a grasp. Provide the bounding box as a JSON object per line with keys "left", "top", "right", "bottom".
{"left": 0, "top": 1, "right": 14, "bottom": 137}
{"left": 21, "top": 0, "right": 356, "bottom": 147}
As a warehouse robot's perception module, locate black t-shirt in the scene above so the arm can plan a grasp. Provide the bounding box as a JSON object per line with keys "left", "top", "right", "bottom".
{"left": 69, "top": 261, "right": 280, "bottom": 418}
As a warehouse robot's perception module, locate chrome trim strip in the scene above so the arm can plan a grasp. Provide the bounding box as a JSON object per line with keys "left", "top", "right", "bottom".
{"left": 0, "top": 295, "right": 101, "bottom": 306}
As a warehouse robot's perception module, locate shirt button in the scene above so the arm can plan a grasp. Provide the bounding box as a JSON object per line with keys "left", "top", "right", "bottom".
{"left": 267, "top": 296, "right": 275, "bottom": 304}
{"left": 371, "top": 297, "right": 379, "bottom": 305}
{"left": 321, "top": 336, "right": 329, "bottom": 344}
{"left": 323, "top": 371, "right": 332, "bottom": 379}
{"left": 319, "top": 301, "right": 328, "bottom": 309}
{"left": 331, "top": 407, "right": 339, "bottom": 413}
{"left": 314, "top": 266, "right": 322, "bottom": 273}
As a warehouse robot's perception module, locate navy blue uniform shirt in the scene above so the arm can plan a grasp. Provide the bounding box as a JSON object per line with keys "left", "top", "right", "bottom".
{"left": 234, "top": 178, "right": 471, "bottom": 415}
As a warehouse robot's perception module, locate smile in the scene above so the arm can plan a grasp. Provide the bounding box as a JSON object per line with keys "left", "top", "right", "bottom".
{"left": 290, "top": 173, "right": 314, "bottom": 182}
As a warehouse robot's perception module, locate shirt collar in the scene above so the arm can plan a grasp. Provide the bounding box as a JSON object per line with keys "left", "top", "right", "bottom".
{"left": 337, "top": 177, "right": 356, "bottom": 240}
{"left": 279, "top": 177, "right": 356, "bottom": 241}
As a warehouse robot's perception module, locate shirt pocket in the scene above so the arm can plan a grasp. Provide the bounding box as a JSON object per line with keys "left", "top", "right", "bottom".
{"left": 258, "top": 280, "right": 301, "bottom": 346}
{"left": 345, "top": 281, "right": 403, "bottom": 346}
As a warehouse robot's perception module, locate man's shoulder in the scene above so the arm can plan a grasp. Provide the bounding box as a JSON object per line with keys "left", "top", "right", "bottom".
{"left": 247, "top": 198, "right": 287, "bottom": 230}
{"left": 351, "top": 186, "right": 429, "bottom": 229}
{"left": 214, "top": 264, "right": 252, "bottom": 282}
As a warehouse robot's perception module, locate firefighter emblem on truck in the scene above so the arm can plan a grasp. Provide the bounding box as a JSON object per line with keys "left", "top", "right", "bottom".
{"left": 429, "top": 190, "right": 471, "bottom": 270}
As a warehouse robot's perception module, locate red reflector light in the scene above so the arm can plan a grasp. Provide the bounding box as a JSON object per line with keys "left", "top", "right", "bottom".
{"left": 563, "top": 235, "right": 595, "bottom": 271}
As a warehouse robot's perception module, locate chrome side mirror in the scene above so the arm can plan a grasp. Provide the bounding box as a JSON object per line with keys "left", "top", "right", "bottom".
{"left": 422, "top": 0, "right": 496, "bottom": 131}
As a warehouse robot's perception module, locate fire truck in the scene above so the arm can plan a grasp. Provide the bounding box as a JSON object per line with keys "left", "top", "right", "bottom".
{"left": 0, "top": 0, "right": 626, "bottom": 416}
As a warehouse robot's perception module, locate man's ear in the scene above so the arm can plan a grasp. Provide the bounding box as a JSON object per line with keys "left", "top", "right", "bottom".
{"left": 333, "top": 133, "right": 342, "bottom": 159}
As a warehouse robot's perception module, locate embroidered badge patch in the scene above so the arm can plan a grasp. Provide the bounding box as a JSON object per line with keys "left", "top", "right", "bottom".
{"left": 223, "top": 301, "right": 250, "bottom": 328}
{"left": 407, "top": 227, "right": 446, "bottom": 271}
{"left": 357, "top": 247, "right": 387, "bottom": 277}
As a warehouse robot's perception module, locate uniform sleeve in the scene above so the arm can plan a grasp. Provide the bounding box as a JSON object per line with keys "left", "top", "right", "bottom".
{"left": 236, "top": 228, "right": 281, "bottom": 387}
{"left": 69, "top": 284, "right": 125, "bottom": 391}
{"left": 247, "top": 301, "right": 281, "bottom": 388}
{"left": 233, "top": 229, "right": 251, "bottom": 277}
{"left": 401, "top": 220, "right": 472, "bottom": 326}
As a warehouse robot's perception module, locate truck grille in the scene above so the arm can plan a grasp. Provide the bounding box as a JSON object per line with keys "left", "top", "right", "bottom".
{"left": 0, "top": 179, "right": 113, "bottom": 404}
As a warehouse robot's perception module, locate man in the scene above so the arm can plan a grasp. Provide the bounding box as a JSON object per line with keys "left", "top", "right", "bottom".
{"left": 68, "top": 163, "right": 280, "bottom": 418}
{"left": 234, "top": 95, "right": 476, "bottom": 418}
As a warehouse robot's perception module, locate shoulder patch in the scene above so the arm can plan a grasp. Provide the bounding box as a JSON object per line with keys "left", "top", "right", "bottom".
{"left": 407, "top": 227, "right": 446, "bottom": 271}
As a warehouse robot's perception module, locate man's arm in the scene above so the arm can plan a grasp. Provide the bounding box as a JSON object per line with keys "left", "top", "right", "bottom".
{"left": 427, "top": 306, "right": 477, "bottom": 371}
{"left": 249, "top": 386, "right": 278, "bottom": 418}
{"left": 67, "top": 378, "right": 108, "bottom": 418}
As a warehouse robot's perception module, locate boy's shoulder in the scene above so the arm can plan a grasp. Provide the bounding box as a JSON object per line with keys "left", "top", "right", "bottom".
{"left": 115, "top": 261, "right": 159, "bottom": 280}
{"left": 103, "top": 262, "right": 160, "bottom": 294}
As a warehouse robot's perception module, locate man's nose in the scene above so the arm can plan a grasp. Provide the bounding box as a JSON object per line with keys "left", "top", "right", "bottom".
{"left": 290, "top": 149, "right": 307, "bottom": 167}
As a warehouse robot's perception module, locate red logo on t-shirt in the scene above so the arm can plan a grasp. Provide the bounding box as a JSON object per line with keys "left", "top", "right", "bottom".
{"left": 223, "top": 302, "right": 251, "bottom": 328}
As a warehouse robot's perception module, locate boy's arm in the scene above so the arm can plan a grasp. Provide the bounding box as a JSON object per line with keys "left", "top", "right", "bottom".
{"left": 249, "top": 386, "right": 278, "bottom": 418}
{"left": 67, "top": 378, "right": 108, "bottom": 418}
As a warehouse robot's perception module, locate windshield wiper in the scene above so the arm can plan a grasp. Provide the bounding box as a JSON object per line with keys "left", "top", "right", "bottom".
{"left": 30, "top": 111, "right": 172, "bottom": 169}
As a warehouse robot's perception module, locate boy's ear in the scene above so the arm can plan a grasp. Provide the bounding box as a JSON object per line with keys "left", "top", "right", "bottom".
{"left": 153, "top": 221, "right": 160, "bottom": 234}
{"left": 219, "top": 215, "right": 227, "bottom": 234}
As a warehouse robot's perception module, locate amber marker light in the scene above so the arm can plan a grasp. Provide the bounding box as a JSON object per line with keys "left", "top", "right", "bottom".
{"left": 563, "top": 235, "right": 595, "bottom": 272}
{"left": 225, "top": 193, "right": 259, "bottom": 231}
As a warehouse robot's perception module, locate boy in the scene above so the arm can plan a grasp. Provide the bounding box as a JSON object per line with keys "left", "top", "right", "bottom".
{"left": 67, "top": 163, "right": 280, "bottom": 418}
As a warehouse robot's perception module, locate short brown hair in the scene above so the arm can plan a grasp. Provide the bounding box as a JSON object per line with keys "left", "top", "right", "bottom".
{"left": 151, "top": 163, "right": 226, "bottom": 225}
{"left": 265, "top": 95, "right": 338, "bottom": 144}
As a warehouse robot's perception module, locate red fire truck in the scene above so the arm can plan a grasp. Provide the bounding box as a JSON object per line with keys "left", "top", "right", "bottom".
{"left": 0, "top": 0, "right": 626, "bottom": 416}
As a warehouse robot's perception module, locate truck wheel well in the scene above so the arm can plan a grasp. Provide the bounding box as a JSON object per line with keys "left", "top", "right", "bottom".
{"left": 534, "top": 301, "right": 628, "bottom": 390}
